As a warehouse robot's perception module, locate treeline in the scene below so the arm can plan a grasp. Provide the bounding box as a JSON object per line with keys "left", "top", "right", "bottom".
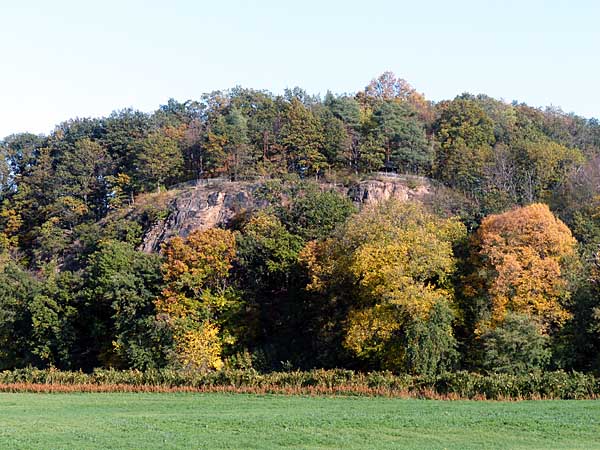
{"left": 1, "top": 72, "right": 600, "bottom": 376}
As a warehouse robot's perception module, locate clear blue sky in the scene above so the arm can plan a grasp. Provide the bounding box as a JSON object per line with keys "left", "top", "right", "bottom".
{"left": 1, "top": 0, "right": 599, "bottom": 138}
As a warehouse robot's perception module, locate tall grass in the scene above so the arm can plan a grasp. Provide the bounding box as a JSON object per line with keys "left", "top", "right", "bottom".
{"left": 0, "top": 368, "right": 597, "bottom": 399}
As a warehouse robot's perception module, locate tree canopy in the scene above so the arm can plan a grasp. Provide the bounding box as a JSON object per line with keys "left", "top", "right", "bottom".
{"left": 1, "top": 73, "right": 600, "bottom": 376}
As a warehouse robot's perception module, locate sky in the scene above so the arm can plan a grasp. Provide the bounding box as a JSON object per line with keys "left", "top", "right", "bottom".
{"left": 1, "top": 0, "right": 599, "bottom": 137}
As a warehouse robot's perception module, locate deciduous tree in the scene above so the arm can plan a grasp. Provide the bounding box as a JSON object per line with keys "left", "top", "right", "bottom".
{"left": 465, "top": 203, "right": 577, "bottom": 333}
{"left": 157, "top": 228, "right": 241, "bottom": 371}
{"left": 302, "top": 200, "right": 465, "bottom": 373}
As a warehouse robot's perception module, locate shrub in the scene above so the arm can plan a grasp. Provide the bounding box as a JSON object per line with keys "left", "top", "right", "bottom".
{"left": 0, "top": 368, "right": 597, "bottom": 399}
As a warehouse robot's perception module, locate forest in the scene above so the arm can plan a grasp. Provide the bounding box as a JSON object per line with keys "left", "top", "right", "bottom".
{"left": 2, "top": 71, "right": 600, "bottom": 377}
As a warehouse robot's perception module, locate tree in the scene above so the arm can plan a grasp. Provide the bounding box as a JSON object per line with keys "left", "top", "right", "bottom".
{"left": 465, "top": 203, "right": 577, "bottom": 334}
{"left": 54, "top": 138, "right": 110, "bottom": 212}
{"left": 0, "top": 260, "right": 78, "bottom": 369}
{"left": 324, "top": 94, "right": 363, "bottom": 172}
{"left": 317, "top": 108, "right": 351, "bottom": 169}
{"left": 0, "top": 261, "right": 39, "bottom": 369}
{"left": 434, "top": 98, "right": 495, "bottom": 195}
{"left": 479, "top": 312, "right": 551, "bottom": 374}
{"left": 224, "top": 107, "right": 252, "bottom": 180}
{"left": 235, "top": 212, "right": 311, "bottom": 369}
{"left": 101, "top": 108, "right": 152, "bottom": 170}
{"left": 156, "top": 228, "right": 241, "bottom": 371}
{"left": 359, "top": 71, "right": 434, "bottom": 123}
{"left": 0, "top": 133, "right": 44, "bottom": 200}
{"left": 515, "top": 139, "right": 584, "bottom": 203}
{"left": 11, "top": 146, "right": 55, "bottom": 236}
{"left": 280, "top": 98, "right": 327, "bottom": 176}
{"left": 134, "top": 131, "right": 183, "bottom": 192}
{"left": 553, "top": 153, "right": 600, "bottom": 256}
{"left": 302, "top": 200, "right": 465, "bottom": 373}
{"left": 83, "top": 240, "right": 165, "bottom": 369}
{"left": 105, "top": 173, "right": 134, "bottom": 209}
{"left": 237, "top": 212, "right": 304, "bottom": 295}
{"left": 281, "top": 188, "right": 357, "bottom": 241}
{"left": 372, "top": 101, "right": 431, "bottom": 173}
{"left": 28, "top": 264, "right": 79, "bottom": 368}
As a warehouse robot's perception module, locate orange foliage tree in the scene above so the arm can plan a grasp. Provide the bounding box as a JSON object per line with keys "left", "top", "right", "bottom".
{"left": 466, "top": 203, "right": 578, "bottom": 332}
{"left": 156, "top": 228, "right": 240, "bottom": 371}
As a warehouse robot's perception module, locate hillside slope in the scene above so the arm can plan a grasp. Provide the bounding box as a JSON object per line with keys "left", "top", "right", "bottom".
{"left": 140, "top": 174, "right": 431, "bottom": 252}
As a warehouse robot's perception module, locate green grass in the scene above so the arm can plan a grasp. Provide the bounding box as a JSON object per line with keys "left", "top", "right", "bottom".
{"left": 0, "top": 393, "right": 598, "bottom": 449}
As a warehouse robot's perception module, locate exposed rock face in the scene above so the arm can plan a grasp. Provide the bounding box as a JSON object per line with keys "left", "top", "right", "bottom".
{"left": 140, "top": 181, "right": 267, "bottom": 253}
{"left": 348, "top": 177, "right": 430, "bottom": 205}
{"left": 140, "top": 175, "right": 431, "bottom": 253}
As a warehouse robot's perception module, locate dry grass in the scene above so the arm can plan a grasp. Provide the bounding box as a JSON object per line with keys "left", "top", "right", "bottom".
{"left": 2, "top": 382, "right": 596, "bottom": 401}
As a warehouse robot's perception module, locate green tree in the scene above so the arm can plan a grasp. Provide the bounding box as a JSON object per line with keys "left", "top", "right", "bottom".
{"left": 280, "top": 98, "right": 327, "bottom": 176}
{"left": 54, "top": 138, "right": 110, "bottom": 213}
{"left": 281, "top": 187, "right": 357, "bottom": 241}
{"left": 235, "top": 212, "right": 306, "bottom": 368}
{"left": 224, "top": 107, "right": 252, "bottom": 180}
{"left": 237, "top": 213, "right": 304, "bottom": 290}
{"left": 0, "top": 261, "right": 38, "bottom": 369}
{"left": 134, "top": 131, "right": 183, "bottom": 192}
{"left": 28, "top": 264, "right": 79, "bottom": 368}
{"left": 373, "top": 101, "right": 431, "bottom": 173}
{"left": 434, "top": 98, "right": 495, "bottom": 194}
{"left": 101, "top": 108, "right": 152, "bottom": 171}
{"left": 479, "top": 312, "right": 551, "bottom": 374}
{"left": 324, "top": 94, "right": 363, "bottom": 172}
{"left": 83, "top": 240, "right": 166, "bottom": 369}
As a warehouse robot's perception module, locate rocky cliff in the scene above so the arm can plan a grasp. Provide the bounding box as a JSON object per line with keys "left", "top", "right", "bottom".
{"left": 347, "top": 177, "right": 430, "bottom": 205}
{"left": 140, "top": 175, "right": 431, "bottom": 252}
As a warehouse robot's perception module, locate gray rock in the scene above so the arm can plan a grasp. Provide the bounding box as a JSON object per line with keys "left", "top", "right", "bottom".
{"left": 140, "top": 175, "right": 431, "bottom": 253}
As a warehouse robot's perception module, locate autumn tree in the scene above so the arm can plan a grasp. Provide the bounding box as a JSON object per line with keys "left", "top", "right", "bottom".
{"left": 302, "top": 200, "right": 465, "bottom": 373}
{"left": 156, "top": 228, "right": 241, "bottom": 371}
{"left": 465, "top": 203, "right": 577, "bottom": 335}
{"left": 359, "top": 71, "right": 433, "bottom": 122}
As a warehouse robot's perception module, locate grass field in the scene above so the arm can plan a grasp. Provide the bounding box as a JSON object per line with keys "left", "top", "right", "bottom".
{"left": 0, "top": 393, "right": 598, "bottom": 449}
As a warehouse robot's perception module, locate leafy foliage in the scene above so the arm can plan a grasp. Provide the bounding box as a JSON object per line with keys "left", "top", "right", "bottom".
{"left": 303, "top": 200, "right": 465, "bottom": 374}
{"left": 1, "top": 73, "right": 600, "bottom": 377}
{"left": 156, "top": 229, "right": 242, "bottom": 371}
{"left": 465, "top": 203, "right": 577, "bottom": 332}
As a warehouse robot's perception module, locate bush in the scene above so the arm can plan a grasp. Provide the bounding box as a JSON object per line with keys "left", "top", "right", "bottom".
{"left": 0, "top": 368, "right": 597, "bottom": 399}
{"left": 479, "top": 313, "right": 551, "bottom": 375}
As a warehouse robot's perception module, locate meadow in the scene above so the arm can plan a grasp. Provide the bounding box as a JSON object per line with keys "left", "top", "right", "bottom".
{"left": 0, "top": 393, "right": 598, "bottom": 449}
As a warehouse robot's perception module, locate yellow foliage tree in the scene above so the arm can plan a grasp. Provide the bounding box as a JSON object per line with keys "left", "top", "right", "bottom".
{"left": 301, "top": 200, "right": 465, "bottom": 372}
{"left": 176, "top": 321, "right": 224, "bottom": 371}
